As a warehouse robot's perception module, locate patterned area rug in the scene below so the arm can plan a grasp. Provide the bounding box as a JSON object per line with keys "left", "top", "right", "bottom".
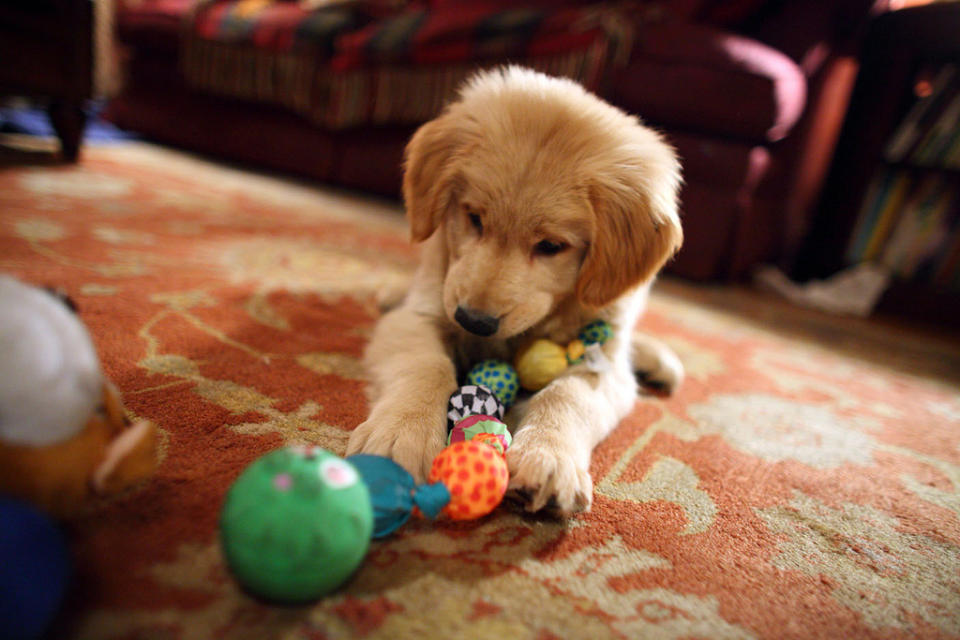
{"left": 2, "top": 141, "right": 959, "bottom": 640}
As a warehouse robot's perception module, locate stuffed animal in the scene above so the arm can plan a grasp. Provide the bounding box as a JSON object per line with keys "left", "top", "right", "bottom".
{"left": 0, "top": 497, "right": 71, "bottom": 640}
{"left": 0, "top": 275, "right": 158, "bottom": 518}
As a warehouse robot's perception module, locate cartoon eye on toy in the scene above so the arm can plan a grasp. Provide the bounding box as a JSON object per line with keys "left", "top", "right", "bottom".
{"left": 320, "top": 458, "right": 358, "bottom": 489}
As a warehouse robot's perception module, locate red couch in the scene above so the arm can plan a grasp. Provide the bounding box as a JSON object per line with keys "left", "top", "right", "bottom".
{"left": 106, "top": 0, "right": 887, "bottom": 280}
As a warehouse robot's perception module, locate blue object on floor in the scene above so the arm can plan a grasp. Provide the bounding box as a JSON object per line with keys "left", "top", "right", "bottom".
{"left": 347, "top": 454, "right": 450, "bottom": 538}
{"left": 0, "top": 497, "right": 71, "bottom": 640}
{"left": 0, "top": 100, "right": 138, "bottom": 143}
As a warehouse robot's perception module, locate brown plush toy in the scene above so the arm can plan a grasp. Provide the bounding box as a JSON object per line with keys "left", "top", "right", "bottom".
{"left": 0, "top": 275, "right": 158, "bottom": 518}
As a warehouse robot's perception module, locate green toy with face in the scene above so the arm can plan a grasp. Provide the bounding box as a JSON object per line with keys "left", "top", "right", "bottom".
{"left": 219, "top": 446, "right": 373, "bottom": 603}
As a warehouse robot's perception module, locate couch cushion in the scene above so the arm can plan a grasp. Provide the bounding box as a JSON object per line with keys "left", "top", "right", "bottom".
{"left": 104, "top": 59, "right": 413, "bottom": 196}
{"left": 612, "top": 21, "right": 806, "bottom": 143}
{"left": 666, "top": 131, "right": 778, "bottom": 279}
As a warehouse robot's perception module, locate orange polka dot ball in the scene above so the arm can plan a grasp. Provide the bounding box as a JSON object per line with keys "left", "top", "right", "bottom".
{"left": 428, "top": 441, "right": 508, "bottom": 520}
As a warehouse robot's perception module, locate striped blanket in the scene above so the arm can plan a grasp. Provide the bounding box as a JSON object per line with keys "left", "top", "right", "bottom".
{"left": 181, "top": 1, "right": 635, "bottom": 128}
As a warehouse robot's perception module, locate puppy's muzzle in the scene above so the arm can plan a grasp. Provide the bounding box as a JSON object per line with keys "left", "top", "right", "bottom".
{"left": 454, "top": 306, "right": 500, "bottom": 337}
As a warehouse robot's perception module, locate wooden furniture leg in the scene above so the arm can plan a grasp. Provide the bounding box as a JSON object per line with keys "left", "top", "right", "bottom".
{"left": 48, "top": 100, "right": 87, "bottom": 162}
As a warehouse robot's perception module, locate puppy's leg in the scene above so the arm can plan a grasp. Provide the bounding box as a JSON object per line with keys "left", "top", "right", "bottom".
{"left": 346, "top": 306, "right": 457, "bottom": 482}
{"left": 507, "top": 358, "right": 638, "bottom": 515}
{"left": 632, "top": 331, "right": 684, "bottom": 393}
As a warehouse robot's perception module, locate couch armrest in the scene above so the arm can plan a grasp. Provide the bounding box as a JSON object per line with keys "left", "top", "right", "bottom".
{"left": 706, "top": 0, "right": 891, "bottom": 75}
{"left": 611, "top": 21, "right": 806, "bottom": 143}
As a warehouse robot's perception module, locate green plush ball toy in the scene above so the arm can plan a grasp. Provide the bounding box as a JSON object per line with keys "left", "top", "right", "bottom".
{"left": 220, "top": 446, "right": 373, "bottom": 603}
{"left": 466, "top": 360, "right": 519, "bottom": 408}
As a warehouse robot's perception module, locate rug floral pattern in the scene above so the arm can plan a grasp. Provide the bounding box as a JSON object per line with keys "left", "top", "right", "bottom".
{"left": 1, "top": 144, "right": 958, "bottom": 639}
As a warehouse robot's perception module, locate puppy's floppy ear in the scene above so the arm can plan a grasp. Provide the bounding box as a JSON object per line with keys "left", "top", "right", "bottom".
{"left": 576, "top": 132, "right": 683, "bottom": 307}
{"left": 402, "top": 111, "right": 468, "bottom": 242}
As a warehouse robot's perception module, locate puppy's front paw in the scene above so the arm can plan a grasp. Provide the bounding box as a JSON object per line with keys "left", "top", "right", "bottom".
{"left": 506, "top": 428, "right": 593, "bottom": 516}
{"left": 346, "top": 412, "right": 445, "bottom": 483}
{"left": 637, "top": 348, "right": 684, "bottom": 393}
{"left": 632, "top": 334, "right": 684, "bottom": 394}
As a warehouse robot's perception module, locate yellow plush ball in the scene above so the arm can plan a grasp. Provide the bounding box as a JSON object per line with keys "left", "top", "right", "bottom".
{"left": 514, "top": 339, "right": 569, "bottom": 391}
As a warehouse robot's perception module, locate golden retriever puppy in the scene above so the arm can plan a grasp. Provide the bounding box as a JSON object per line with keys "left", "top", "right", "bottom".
{"left": 346, "top": 66, "right": 683, "bottom": 515}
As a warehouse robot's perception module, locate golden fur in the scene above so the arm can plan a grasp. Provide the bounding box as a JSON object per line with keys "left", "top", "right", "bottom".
{"left": 346, "top": 67, "right": 684, "bottom": 514}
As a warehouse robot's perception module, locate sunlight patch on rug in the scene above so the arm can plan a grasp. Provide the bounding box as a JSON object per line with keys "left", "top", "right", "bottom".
{"left": 211, "top": 236, "right": 412, "bottom": 297}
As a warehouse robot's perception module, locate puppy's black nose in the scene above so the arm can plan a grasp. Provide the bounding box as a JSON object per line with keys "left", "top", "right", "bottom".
{"left": 454, "top": 306, "right": 500, "bottom": 337}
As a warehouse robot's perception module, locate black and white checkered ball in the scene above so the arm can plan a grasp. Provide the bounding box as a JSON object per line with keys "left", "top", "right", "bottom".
{"left": 446, "top": 384, "right": 506, "bottom": 433}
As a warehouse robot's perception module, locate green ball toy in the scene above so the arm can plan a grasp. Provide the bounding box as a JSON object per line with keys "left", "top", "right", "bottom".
{"left": 578, "top": 319, "right": 613, "bottom": 346}
{"left": 466, "top": 360, "right": 519, "bottom": 408}
{"left": 219, "top": 446, "right": 373, "bottom": 603}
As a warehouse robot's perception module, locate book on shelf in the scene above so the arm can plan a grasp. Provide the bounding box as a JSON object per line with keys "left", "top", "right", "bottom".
{"left": 845, "top": 168, "right": 960, "bottom": 290}
{"left": 846, "top": 59, "right": 960, "bottom": 292}
{"left": 946, "top": 125, "right": 960, "bottom": 168}
{"left": 884, "top": 63, "right": 960, "bottom": 167}
{"left": 913, "top": 92, "right": 960, "bottom": 167}
{"left": 881, "top": 175, "right": 956, "bottom": 279}
{"left": 846, "top": 168, "right": 917, "bottom": 264}
{"left": 933, "top": 218, "right": 960, "bottom": 290}
{"left": 847, "top": 169, "right": 895, "bottom": 264}
{"left": 864, "top": 171, "right": 914, "bottom": 262}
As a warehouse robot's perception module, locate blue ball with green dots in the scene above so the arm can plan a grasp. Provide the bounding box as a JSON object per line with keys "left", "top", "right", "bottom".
{"left": 466, "top": 360, "right": 519, "bottom": 408}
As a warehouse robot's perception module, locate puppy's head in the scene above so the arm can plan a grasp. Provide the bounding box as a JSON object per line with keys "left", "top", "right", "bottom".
{"left": 404, "top": 67, "right": 682, "bottom": 338}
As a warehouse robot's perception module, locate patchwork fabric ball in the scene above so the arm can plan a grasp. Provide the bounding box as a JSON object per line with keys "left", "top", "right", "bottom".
{"left": 448, "top": 414, "right": 512, "bottom": 455}
{"left": 466, "top": 360, "right": 519, "bottom": 408}
{"left": 428, "top": 441, "right": 509, "bottom": 520}
{"left": 472, "top": 432, "right": 508, "bottom": 455}
{"left": 446, "top": 384, "right": 505, "bottom": 433}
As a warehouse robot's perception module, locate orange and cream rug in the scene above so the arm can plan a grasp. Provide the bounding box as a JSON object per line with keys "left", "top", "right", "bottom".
{"left": 2, "top": 141, "right": 959, "bottom": 639}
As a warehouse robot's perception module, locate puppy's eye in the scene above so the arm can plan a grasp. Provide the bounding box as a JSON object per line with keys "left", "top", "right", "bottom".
{"left": 534, "top": 239, "right": 567, "bottom": 256}
{"left": 468, "top": 212, "right": 483, "bottom": 234}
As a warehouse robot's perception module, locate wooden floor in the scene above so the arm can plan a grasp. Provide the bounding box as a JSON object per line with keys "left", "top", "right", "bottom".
{"left": 656, "top": 277, "right": 960, "bottom": 385}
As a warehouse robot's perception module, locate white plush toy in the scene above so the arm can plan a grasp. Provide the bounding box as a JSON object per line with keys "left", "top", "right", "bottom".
{"left": 0, "top": 275, "right": 158, "bottom": 517}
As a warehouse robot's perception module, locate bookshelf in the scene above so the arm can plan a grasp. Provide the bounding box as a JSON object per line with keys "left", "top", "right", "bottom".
{"left": 796, "top": 3, "right": 960, "bottom": 327}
